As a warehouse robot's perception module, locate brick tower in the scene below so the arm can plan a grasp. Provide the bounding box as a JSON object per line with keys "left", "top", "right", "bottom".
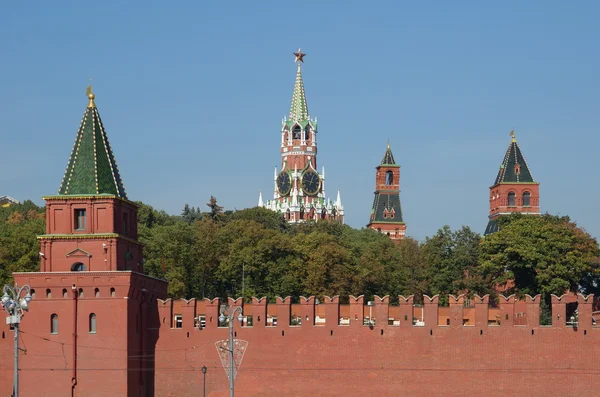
{"left": 11, "top": 86, "right": 167, "bottom": 397}
{"left": 260, "top": 49, "right": 344, "bottom": 223}
{"left": 367, "top": 143, "right": 406, "bottom": 240}
{"left": 485, "top": 130, "right": 540, "bottom": 235}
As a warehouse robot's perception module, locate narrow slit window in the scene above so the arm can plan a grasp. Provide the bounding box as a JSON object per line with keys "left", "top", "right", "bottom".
{"left": 89, "top": 313, "right": 97, "bottom": 333}
{"left": 51, "top": 314, "right": 59, "bottom": 334}
{"left": 123, "top": 213, "right": 129, "bottom": 237}
{"left": 74, "top": 209, "right": 86, "bottom": 230}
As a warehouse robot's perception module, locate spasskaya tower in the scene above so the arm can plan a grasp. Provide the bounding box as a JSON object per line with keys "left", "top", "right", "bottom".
{"left": 260, "top": 49, "right": 344, "bottom": 223}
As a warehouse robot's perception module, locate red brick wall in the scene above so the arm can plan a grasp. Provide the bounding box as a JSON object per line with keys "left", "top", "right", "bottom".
{"left": 2, "top": 293, "right": 597, "bottom": 397}
{"left": 489, "top": 183, "right": 540, "bottom": 218}
{"left": 152, "top": 293, "right": 598, "bottom": 397}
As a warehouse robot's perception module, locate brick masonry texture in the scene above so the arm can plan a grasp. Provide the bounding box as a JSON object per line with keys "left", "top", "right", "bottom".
{"left": 1, "top": 293, "right": 597, "bottom": 396}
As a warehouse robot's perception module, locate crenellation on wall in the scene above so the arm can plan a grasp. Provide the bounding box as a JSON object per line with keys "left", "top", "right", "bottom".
{"left": 348, "top": 295, "right": 364, "bottom": 327}
{"left": 423, "top": 294, "right": 438, "bottom": 329}
{"left": 448, "top": 294, "right": 464, "bottom": 328}
{"left": 323, "top": 295, "right": 340, "bottom": 327}
{"left": 474, "top": 294, "right": 489, "bottom": 327}
{"left": 551, "top": 294, "right": 567, "bottom": 328}
{"left": 152, "top": 294, "right": 599, "bottom": 334}
{"left": 577, "top": 293, "right": 594, "bottom": 330}
{"left": 372, "top": 295, "right": 389, "bottom": 327}
{"left": 398, "top": 295, "right": 414, "bottom": 328}
{"left": 299, "top": 296, "right": 316, "bottom": 326}
{"left": 525, "top": 294, "right": 541, "bottom": 328}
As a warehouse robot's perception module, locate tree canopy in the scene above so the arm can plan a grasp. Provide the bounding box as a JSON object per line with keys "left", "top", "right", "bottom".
{"left": 1, "top": 198, "right": 599, "bottom": 303}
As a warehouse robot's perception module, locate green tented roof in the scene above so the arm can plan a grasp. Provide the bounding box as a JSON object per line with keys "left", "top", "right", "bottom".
{"left": 494, "top": 138, "right": 535, "bottom": 185}
{"left": 289, "top": 64, "right": 309, "bottom": 122}
{"left": 58, "top": 96, "right": 127, "bottom": 199}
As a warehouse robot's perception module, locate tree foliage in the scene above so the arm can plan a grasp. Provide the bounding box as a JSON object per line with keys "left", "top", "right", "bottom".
{"left": 1, "top": 198, "right": 599, "bottom": 303}
{"left": 0, "top": 201, "right": 45, "bottom": 286}
{"left": 478, "top": 214, "right": 600, "bottom": 297}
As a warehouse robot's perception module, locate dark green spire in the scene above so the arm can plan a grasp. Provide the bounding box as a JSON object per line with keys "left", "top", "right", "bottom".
{"left": 58, "top": 86, "right": 127, "bottom": 199}
{"left": 381, "top": 142, "right": 396, "bottom": 165}
{"left": 493, "top": 131, "right": 535, "bottom": 185}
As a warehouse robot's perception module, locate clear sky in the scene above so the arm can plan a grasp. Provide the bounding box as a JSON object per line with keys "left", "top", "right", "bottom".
{"left": 2, "top": 1, "right": 599, "bottom": 241}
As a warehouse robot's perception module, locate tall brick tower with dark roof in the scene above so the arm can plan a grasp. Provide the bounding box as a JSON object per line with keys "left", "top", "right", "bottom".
{"left": 485, "top": 131, "right": 540, "bottom": 235}
{"left": 11, "top": 86, "right": 166, "bottom": 397}
{"left": 39, "top": 85, "right": 141, "bottom": 272}
{"left": 367, "top": 143, "right": 406, "bottom": 241}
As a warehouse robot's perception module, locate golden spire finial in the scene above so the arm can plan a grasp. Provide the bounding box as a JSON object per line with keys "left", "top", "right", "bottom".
{"left": 86, "top": 78, "right": 95, "bottom": 108}
{"left": 294, "top": 48, "right": 306, "bottom": 64}
{"left": 510, "top": 130, "right": 516, "bottom": 142}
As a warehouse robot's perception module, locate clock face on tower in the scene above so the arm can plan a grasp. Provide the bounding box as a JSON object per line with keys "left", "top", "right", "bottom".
{"left": 277, "top": 171, "right": 292, "bottom": 196}
{"left": 301, "top": 169, "right": 321, "bottom": 196}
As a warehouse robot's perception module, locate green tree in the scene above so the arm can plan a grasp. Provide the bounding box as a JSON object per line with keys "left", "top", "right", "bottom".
{"left": 0, "top": 209, "right": 45, "bottom": 285}
{"left": 421, "top": 225, "right": 481, "bottom": 303}
{"left": 478, "top": 214, "right": 600, "bottom": 297}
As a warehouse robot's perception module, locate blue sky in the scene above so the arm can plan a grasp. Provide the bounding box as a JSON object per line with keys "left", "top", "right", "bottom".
{"left": 1, "top": 1, "right": 599, "bottom": 241}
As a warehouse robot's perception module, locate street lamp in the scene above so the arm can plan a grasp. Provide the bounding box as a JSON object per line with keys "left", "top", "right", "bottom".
{"left": 219, "top": 305, "right": 243, "bottom": 397}
{"left": 367, "top": 301, "right": 375, "bottom": 327}
{"left": 201, "top": 365, "right": 207, "bottom": 397}
{"left": 1, "top": 284, "right": 32, "bottom": 397}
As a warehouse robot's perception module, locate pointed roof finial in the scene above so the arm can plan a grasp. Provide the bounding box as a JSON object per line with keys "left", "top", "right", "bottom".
{"left": 510, "top": 130, "right": 516, "bottom": 143}
{"left": 86, "top": 80, "right": 96, "bottom": 108}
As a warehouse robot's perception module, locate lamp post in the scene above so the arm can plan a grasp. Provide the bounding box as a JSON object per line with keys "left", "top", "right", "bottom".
{"left": 201, "top": 365, "right": 207, "bottom": 397}
{"left": 219, "top": 305, "right": 243, "bottom": 397}
{"left": 367, "top": 300, "right": 375, "bottom": 327}
{"left": 1, "top": 284, "right": 32, "bottom": 397}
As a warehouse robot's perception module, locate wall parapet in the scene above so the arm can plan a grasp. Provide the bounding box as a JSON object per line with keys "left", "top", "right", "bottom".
{"left": 156, "top": 294, "right": 596, "bottom": 332}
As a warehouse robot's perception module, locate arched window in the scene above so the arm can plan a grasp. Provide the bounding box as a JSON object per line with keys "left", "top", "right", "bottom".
{"left": 299, "top": 206, "right": 305, "bottom": 220}
{"left": 71, "top": 262, "right": 86, "bottom": 271}
{"left": 30, "top": 289, "right": 36, "bottom": 299}
{"left": 94, "top": 288, "right": 100, "bottom": 298}
{"left": 292, "top": 125, "right": 301, "bottom": 139}
{"left": 78, "top": 288, "right": 84, "bottom": 298}
{"left": 304, "top": 126, "right": 310, "bottom": 141}
{"left": 508, "top": 192, "right": 516, "bottom": 206}
{"left": 110, "top": 288, "right": 116, "bottom": 297}
{"left": 46, "top": 289, "right": 51, "bottom": 299}
{"left": 50, "top": 314, "right": 58, "bottom": 334}
{"left": 62, "top": 288, "right": 67, "bottom": 298}
{"left": 386, "top": 171, "right": 393, "bottom": 186}
{"left": 523, "top": 192, "right": 531, "bottom": 206}
{"left": 89, "top": 313, "right": 97, "bottom": 333}
{"left": 321, "top": 208, "right": 327, "bottom": 219}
